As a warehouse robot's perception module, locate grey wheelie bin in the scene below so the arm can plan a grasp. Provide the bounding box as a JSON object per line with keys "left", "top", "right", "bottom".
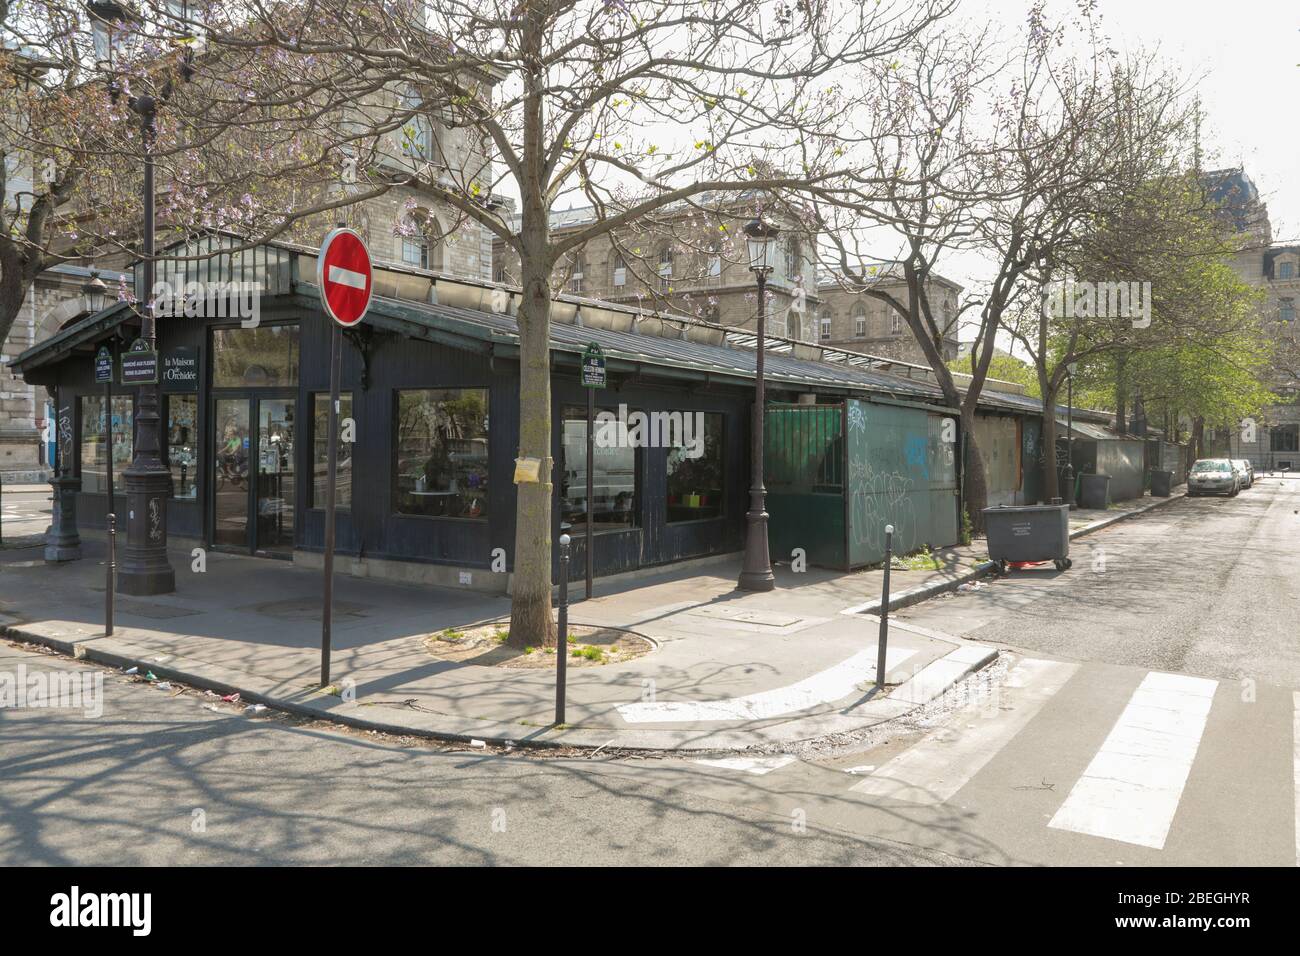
{"left": 1079, "top": 473, "right": 1111, "bottom": 509}
{"left": 1150, "top": 469, "right": 1173, "bottom": 498}
{"left": 981, "top": 503, "right": 1072, "bottom": 574}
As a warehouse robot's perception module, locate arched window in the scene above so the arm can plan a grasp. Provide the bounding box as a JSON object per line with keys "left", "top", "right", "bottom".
{"left": 853, "top": 303, "right": 867, "bottom": 338}
{"left": 819, "top": 309, "right": 832, "bottom": 341}
{"left": 398, "top": 212, "right": 443, "bottom": 271}
{"left": 611, "top": 252, "right": 627, "bottom": 287}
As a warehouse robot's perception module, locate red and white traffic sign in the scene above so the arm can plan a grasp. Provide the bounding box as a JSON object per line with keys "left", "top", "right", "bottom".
{"left": 316, "top": 228, "right": 373, "bottom": 327}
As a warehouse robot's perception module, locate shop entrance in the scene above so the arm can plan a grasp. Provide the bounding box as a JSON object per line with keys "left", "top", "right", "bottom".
{"left": 210, "top": 393, "right": 296, "bottom": 556}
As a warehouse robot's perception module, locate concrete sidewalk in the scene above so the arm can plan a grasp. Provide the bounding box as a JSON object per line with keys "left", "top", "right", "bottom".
{"left": 0, "top": 531, "right": 1005, "bottom": 751}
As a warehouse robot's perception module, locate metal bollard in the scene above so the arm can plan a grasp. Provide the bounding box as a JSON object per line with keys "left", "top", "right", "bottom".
{"left": 875, "top": 523, "right": 894, "bottom": 690}
{"left": 556, "top": 533, "right": 571, "bottom": 727}
{"left": 106, "top": 513, "right": 116, "bottom": 636}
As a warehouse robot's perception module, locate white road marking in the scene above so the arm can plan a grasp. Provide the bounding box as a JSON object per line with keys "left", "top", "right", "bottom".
{"left": 850, "top": 658, "right": 1078, "bottom": 805}
{"left": 1048, "top": 671, "right": 1217, "bottom": 850}
{"left": 1293, "top": 692, "right": 1300, "bottom": 866}
{"left": 693, "top": 755, "right": 796, "bottom": 775}
{"left": 327, "top": 265, "right": 367, "bottom": 290}
{"left": 615, "top": 646, "right": 916, "bottom": 724}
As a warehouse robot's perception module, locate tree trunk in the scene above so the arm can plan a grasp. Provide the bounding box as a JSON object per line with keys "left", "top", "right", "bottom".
{"left": 507, "top": 250, "right": 558, "bottom": 650}
{"left": 960, "top": 407, "right": 991, "bottom": 536}
{"left": 1186, "top": 417, "right": 1204, "bottom": 472}
{"left": 0, "top": 240, "right": 31, "bottom": 350}
{"left": 1041, "top": 386, "right": 1060, "bottom": 502}
{"left": 1114, "top": 354, "right": 1128, "bottom": 435}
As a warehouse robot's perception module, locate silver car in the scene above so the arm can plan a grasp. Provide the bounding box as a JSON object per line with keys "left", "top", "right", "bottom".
{"left": 1231, "top": 459, "right": 1254, "bottom": 488}
{"left": 1188, "top": 458, "right": 1239, "bottom": 497}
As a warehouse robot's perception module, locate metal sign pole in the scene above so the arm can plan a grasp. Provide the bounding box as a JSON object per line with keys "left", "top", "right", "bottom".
{"left": 585, "top": 386, "right": 594, "bottom": 600}
{"left": 321, "top": 323, "right": 342, "bottom": 687}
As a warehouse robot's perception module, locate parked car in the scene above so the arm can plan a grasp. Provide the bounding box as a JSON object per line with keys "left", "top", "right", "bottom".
{"left": 1231, "top": 459, "right": 1254, "bottom": 489}
{"left": 1187, "top": 458, "right": 1240, "bottom": 497}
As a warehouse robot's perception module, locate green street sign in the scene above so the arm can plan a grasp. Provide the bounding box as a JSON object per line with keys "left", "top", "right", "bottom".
{"left": 120, "top": 338, "right": 158, "bottom": 385}
{"left": 581, "top": 342, "right": 606, "bottom": 389}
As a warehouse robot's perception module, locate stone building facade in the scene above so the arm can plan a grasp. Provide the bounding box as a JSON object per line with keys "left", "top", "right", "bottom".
{"left": 1198, "top": 170, "right": 1300, "bottom": 469}
{"left": 491, "top": 200, "right": 821, "bottom": 340}
{"left": 816, "top": 266, "right": 962, "bottom": 365}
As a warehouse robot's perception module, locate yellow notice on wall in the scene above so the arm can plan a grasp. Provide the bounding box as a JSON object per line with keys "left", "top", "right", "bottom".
{"left": 513, "top": 457, "right": 542, "bottom": 483}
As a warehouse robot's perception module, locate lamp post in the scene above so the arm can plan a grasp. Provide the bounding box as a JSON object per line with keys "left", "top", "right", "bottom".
{"left": 738, "top": 216, "right": 779, "bottom": 592}
{"left": 1064, "top": 361, "right": 1077, "bottom": 507}
{"left": 91, "top": 1, "right": 181, "bottom": 594}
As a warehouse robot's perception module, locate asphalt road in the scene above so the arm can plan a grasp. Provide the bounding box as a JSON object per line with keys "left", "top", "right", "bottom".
{"left": 0, "top": 640, "right": 961, "bottom": 866}
{"left": 2, "top": 480, "right": 1296, "bottom": 866}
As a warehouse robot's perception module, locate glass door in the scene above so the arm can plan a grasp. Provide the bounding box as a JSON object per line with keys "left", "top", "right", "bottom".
{"left": 255, "top": 398, "right": 295, "bottom": 555}
{"left": 212, "top": 398, "right": 252, "bottom": 549}
{"left": 210, "top": 394, "right": 295, "bottom": 555}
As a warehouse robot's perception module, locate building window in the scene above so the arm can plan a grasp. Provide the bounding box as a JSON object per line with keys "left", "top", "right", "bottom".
{"left": 1271, "top": 424, "right": 1299, "bottom": 452}
{"left": 399, "top": 213, "right": 442, "bottom": 271}
{"left": 1279, "top": 261, "right": 1296, "bottom": 280}
{"left": 310, "top": 393, "right": 353, "bottom": 509}
{"left": 891, "top": 312, "right": 903, "bottom": 335}
{"left": 667, "top": 412, "right": 724, "bottom": 522}
{"left": 658, "top": 244, "right": 674, "bottom": 290}
{"left": 853, "top": 304, "right": 867, "bottom": 338}
{"left": 1280, "top": 298, "right": 1296, "bottom": 323}
{"left": 820, "top": 310, "right": 832, "bottom": 341}
{"left": 394, "top": 388, "right": 489, "bottom": 519}
{"left": 212, "top": 325, "right": 299, "bottom": 387}
{"left": 568, "top": 252, "right": 587, "bottom": 294}
{"left": 707, "top": 242, "right": 722, "bottom": 279}
{"left": 786, "top": 310, "right": 801, "bottom": 339}
{"left": 559, "top": 405, "right": 638, "bottom": 533}
{"left": 166, "top": 394, "right": 198, "bottom": 500}
{"left": 611, "top": 253, "right": 627, "bottom": 287}
{"left": 80, "top": 395, "right": 133, "bottom": 495}
{"left": 400, "top": 87, "right": 433, "bottom": 159}
{"left": 784, "top": 237, "right": 801, "bottom": 280}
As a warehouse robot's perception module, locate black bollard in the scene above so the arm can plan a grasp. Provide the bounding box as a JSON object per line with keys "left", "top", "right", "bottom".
{"left": 556, "top": 533, "right": 571, "bottom": 727}
{"left": 876, "top": 523, "right": 894, "bottom": 690}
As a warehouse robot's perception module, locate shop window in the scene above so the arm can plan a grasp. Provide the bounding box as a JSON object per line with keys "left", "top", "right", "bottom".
{"left": 394, "top": 388, "right": 489, "bottom": 518}
{"left": 212, "top": 325, "right": 299, "bottom": 387}
{"left": 80, "top": 394, "right": 133, "bottom": 495}
{"left": 166, "top": 394, "right": 198, "bottom": 499}
{"left": 310, "top": 393, "right": 354, "bottom": 509}
{"left": 666, "top": 412, "right": 724, "bottom": 522}
{"left": 559, "top": 405, "right": 638, "bottom": 533}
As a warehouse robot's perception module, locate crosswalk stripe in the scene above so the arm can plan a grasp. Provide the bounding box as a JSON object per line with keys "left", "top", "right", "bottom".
{"left": 616, "top": 646, "right": 916, "bottom": 724}
{"left": 849, "top": 658, "right": 1078, "bottom": 806}
{"left": 1293, "top": 692, "right": 1300, "bottom": 867}
{"left": 693, "top": 755, "right": 796, "bottom": 775}
{"left": 1048, "top": 671, "right": 1217, "bottom": 850}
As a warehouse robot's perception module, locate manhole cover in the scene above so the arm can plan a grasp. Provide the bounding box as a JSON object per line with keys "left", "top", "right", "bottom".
{"left": 115, "top": 601, "right": 202, "bottom": 620}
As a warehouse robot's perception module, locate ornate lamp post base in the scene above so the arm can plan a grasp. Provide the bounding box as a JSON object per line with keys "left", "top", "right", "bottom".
{"left": 116, "top": 467, "right": 175, "bottom": 595}
{"left": 45, "top": 473, "right": 83, "bottom": 563}
{"left": 738, "top": 503, "right": 775, "bottom": 591}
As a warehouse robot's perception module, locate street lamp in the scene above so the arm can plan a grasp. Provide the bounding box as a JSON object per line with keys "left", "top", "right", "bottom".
{"left": 82, "top": 272, "right": 110, "bottom": 314}
{"left": 738, "top": 216, "right": 779, "bottom": 592}
{"left": 91, "top": 2, "right": 187, "bottom": 595}
{"left": 1064, "top": 361, "right": 1077, "bottom": 507}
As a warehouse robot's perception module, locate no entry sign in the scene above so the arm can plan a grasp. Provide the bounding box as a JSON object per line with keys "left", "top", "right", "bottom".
{"left": 316, "top": 228, "right": 373, "bottom": 327}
